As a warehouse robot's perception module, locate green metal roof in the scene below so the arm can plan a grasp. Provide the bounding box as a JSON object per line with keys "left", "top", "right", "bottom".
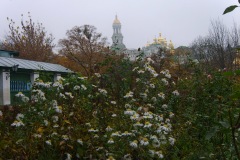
{"left": 0, "top": 57, "right": 72, "bottom": 73}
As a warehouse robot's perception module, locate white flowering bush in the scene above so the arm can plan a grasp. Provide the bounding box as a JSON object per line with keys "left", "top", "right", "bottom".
{"left": 0, "top": 58, "right": 180, "bottom": 159}
{"left": 1, "top": 57, "right": 240, "bottom": 159}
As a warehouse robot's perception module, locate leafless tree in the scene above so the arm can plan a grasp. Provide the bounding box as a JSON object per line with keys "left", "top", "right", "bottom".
{"left": 1, "top": 13, "right": 55, "bottom": 62}
{"left": 191, "top": 19, "right": 240, "bottom": 70}
{"left": 58, "top": 25, "right": 109, "bottom": 76}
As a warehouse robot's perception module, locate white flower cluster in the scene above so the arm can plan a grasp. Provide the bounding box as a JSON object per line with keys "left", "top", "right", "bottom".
{"left": 52, "top": 81, "right": 64, "bottom": 90}
{"left": 160, "top": 69, "right": 171, "bottom": 79}
{"left": 34, "top": 81, "right": 52, "bottom": 88}
{"left": 192, "top": 59, "right": 199, "bottom": 65}
{"left": 65, "top": 92, "right": 74, "bottom": 99}
{"left": 98, "top": 88, "right": 108, "bottom": 96}
{"left": 52, "top": 100, "right": 62, "bottom": 113}
{"left": 11, "top": 120, "right": 25, "bottom": 127}
{"left": 11, "top": 113, "right": 25, "bottom": 127}
{"left": 31, "top": 89, "right": 46, "bottom": 102}
{"left": 124, "top": 91, "right": 134, "bottom": 98}
{"left": 73, "top": 85, "right": 80, "bottom": 90}
{"left": 172, "top": 90, "right": 180, "bottom": 96}
{"left": 132, "top": 61, "right": 159, "bottom": 77}
{"left": 144, "top": 64, "right": 159, "bottom": 77}
{"left": 15, "top": 92, "right": 29, "bottom": 102}
{"left": 94, "top": 73, "right": 101, "bottom": 78}
{"left": 81, "top": 84, "right": 87, "bottom": 90}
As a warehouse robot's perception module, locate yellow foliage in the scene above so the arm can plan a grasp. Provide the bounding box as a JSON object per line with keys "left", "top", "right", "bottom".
{"left": 37, "top": 127, "right": 44, "bottom": 133}
{"left": 64, "top": 120, "right": 71, "bottom": 124}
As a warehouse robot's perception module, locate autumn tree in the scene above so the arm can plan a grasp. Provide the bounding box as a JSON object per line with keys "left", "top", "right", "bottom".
{"left": 58, "top": 25, "right": 109, "bottom": 76}
{"left": 51, "top": 54, "right": 83, "bottom": 72}
{"left": 1, "top": 13, "right": 55, "bottom": 62}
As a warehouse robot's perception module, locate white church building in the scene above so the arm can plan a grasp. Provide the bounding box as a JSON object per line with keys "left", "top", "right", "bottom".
{"left": 110, "top": 15, "right": 175, "bottom": 60}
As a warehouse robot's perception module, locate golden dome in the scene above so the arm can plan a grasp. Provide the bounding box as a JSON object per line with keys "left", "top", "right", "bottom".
{"left": 158, "top": 33, "right": 162, "bottom": 38}
{"left": 113, "top": 15, "right": 121, "bottom": 24}
{"left": 163, "top": 38, "right": 167, "bottom": 44}
{"left": 153, "top": 37, "right": 158, "bottom": 44}
{"left": 168, "top": 40, "right": 174, "bottom": 49}
{"left": 157, "top": 33, "right": 164, "bottom": 43}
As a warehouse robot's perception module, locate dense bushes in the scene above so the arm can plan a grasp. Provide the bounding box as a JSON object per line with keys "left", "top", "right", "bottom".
{"left": 169, "top": 61, "right": 240, "bottom": 159}
{"left": 0, "top": 57, "right": 240, "bottom": 159}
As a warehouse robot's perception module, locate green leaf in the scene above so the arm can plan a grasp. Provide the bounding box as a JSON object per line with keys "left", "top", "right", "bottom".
{"left": 205, "top": 127, "right": 218, "bottom": 140}
{"left": 235, "top": 70, "right": 240, "bottom": 75}
{"left": 16, "top": 139, "right": 24, "bottom": 144}
{"left": 219, "top": 121, "right": 230, "bottom": 128}
{"left": 223, "top": 71, "right": 234, "bottom": 76}
{"left": 231, "top": 92, "right": 240, "bottom": 99}
{"left": 223, "top": 5, "right": 239, "bottom": 15}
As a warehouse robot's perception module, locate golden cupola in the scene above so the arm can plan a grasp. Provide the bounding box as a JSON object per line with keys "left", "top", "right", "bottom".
{"left": 153, "top": 37, "right": 158, "bottom": 44}
{"left": 168, "top": 40, "right": 174, "bottom": 50}
{"left": 163, "top": 38, "right": 167, "bottom": 46}
{"left": 113, "top": 15, "right": 121, "bottom": 24}
{"left": 157, "top": 33, "right": 164, "bottom": 44}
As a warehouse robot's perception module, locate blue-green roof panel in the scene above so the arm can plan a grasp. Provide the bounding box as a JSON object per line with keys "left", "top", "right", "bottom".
{"left": 0, "top": 57, "right": 72, "bottom": 73}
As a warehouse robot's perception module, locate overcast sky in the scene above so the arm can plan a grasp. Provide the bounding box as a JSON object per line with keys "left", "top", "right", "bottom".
{"left": 0, "top": 0, "right": 240, "bottom": 49}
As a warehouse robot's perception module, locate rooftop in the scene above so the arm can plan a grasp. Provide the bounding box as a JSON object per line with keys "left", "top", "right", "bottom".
{"left": 0, "top": 56, "right": 72, "bottom": 73}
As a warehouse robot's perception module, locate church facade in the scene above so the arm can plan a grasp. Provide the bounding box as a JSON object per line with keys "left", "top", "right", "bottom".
{"left": 111, "top": 15, "right": 174, "bottom": 61}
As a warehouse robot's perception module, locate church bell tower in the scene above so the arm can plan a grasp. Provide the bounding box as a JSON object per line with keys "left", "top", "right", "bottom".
{"left": 111, "top": 15, "right": 126, "bottom": 50}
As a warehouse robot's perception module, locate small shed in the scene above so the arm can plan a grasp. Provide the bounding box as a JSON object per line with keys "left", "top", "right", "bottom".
{"left": 0, "top": 50, "right": 72, "bottom": 105}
